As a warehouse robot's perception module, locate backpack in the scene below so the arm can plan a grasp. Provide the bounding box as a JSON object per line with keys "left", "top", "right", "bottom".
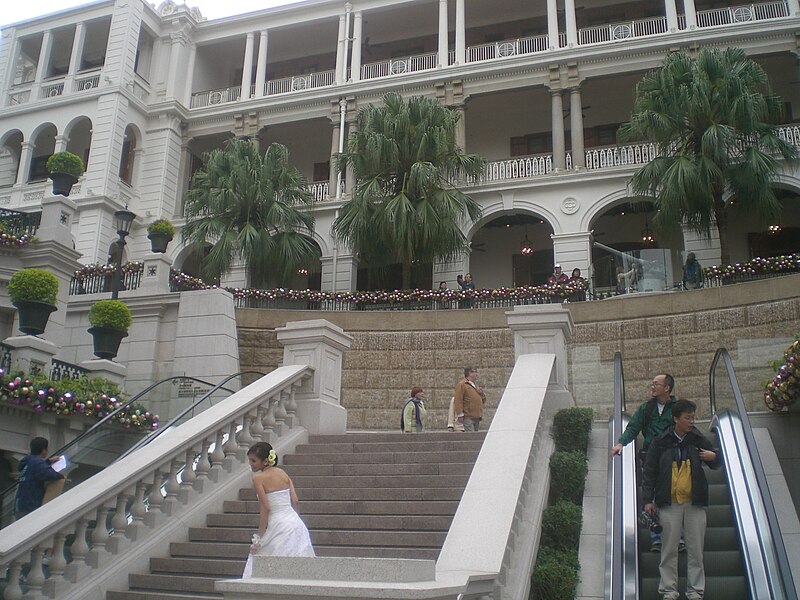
{"left": 400, "top": 399, "right": 413, "bottom": 431}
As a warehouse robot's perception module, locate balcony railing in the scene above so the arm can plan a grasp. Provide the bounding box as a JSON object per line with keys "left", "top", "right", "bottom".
{"left": 190, "top": 85, "right": 242, "bottom": 108}
{"left": 577, "top": 16, "right": 667, "bottom": 45}
{"left": 361, "top": 52, "right": 438, "bottom": 80}
{"left": 75, "top": 72, "right": 101, "bottom": 92}
{"left": 308, "top": 182, "right": 330, "bottom": 202}
{"left": 584, "top": 143, "right": 658, "bottom": 170}
{"left": 695, "top": 0, "right": 787, "bottom": 27}
{"left": 480, "top": 154, "right": 554, "bottom": 183}
{"left": 50, "top": 359, "right": 90, "bottom": 381}
{"left": 467, "top": 34, "right": 550, "bottom": 63}
{"left": 8, "top": 88, "right": 31, "bottom": 105}
{"left": 41, "top": 80, "right": 65, "bottom": 98}
{"left": 0, "top": 208, "right": 41, "bottom": 237}
{"left": 266, "top": 70, "right": 336, "bottom": 95}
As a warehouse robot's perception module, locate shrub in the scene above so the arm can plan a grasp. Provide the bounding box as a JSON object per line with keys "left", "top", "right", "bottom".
{"left": 88, "top": 300, "right": 132, "bottom": 331}
{"left": 540, "top": 500, "right": 583, "bottom": 551}
{"left": 552, "top": 407, "right": 593, "bottom": 454}
{"left": 8, "top": 268, "right": 59, "bottom": 305}
{"left": 549, "top": 450, "right": 588, "bottom": 504}
{"left": 147, "top": 219, "right": 175, "bottom": 237}
{"left": 530, "top": 547, "right": 579, "bottom": 600}
{"left": 46, "top": 151, "right": 85, "bottom": 177}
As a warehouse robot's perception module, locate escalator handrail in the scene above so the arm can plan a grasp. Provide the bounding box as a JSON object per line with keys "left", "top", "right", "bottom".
{"left": 606, "top": 352, "right": 639, "bottom": 600}
{"left": 117, "top": 370, "right": 267, "bottom": 459}
{"left": 709, "top": 347, "right": 797, "bottom": 600}
{"left": 0, "top": 375, "right": 235, "bottom": 503}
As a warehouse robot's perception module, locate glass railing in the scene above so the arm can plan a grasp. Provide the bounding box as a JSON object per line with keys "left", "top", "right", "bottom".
{"left": 0, "top": 375, "right": 235, "bottom": 530}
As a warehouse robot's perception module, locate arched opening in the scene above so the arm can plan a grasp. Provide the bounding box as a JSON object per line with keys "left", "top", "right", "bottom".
{"left": 178, "top": 243, "right": 219, "bottom": 287}
{"left": 726, "top": 187, "right": 800, "bottom": 261}
{"left": 118, "top": 125, "right": 139, "bottom": 185}
{"left": 65, "top": 117, "right": 93, "bottom": 171}
{"left": 0, "top": 130, "right": 23, "bottom": 187}
{"left": 28, "top": 124, "right": 57, "bottom": 182}
{"left": 286, "top": 237, "right": 322, "bottom": 291}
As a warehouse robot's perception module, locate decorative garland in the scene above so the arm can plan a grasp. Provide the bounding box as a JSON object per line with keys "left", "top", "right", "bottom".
{"left": 705, "top": 254, "right": 800, "bottom": 281}
{"left": 764, "top": 338, "right": 800, "bottom": 412}
{"left": 0, "top": 231, "right": 32, "bottom": 248}
{"left": 0, "top": 369, "right": 159, "bottom": 431}
{"left": 73, "top": 262, "right": 144, "bottom": 277}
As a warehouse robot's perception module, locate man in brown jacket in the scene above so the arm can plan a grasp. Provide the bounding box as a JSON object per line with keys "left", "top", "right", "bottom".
{"left": 453, "top": 366, "right": 486, "bottom": 432}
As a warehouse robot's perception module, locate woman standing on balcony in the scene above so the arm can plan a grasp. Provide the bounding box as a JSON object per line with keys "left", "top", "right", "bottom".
{"left": 242, "top": 442, "right": 315, "bottom": 578}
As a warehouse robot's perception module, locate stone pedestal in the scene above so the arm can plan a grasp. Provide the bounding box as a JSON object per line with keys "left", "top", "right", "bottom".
{"left": 131, "top": 253, "right": 173, "bottom": 296}
{"left": 3, "top": 335, "right": 58, "bottom": 374}
{"left": 80, "top": 359, "right": 127, "bottom": 388}
{"left": 276, "top": 319, "right": 353, "bottom": 435}
{"left": 506, "top": 304, "right": 573, "bottom": 389}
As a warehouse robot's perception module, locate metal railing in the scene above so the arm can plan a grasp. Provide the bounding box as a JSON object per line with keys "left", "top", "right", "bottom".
{"left": 360, "top": 52, "right": 438, "bottom": 80}
{"left": 69, "top": 264, "right": 144, "bottom": 295}
{"left": 266, "top": 70, "right": 336, "bottom": 95}
{"left": 0, "top": 208, "right": 41, "bottom": 238}
{"left": 0, "top": 342, "right": 11, "bottom": 373}
{"left": 49, "top": 359, "right": 89, "bottom": 381}
{"left": 709, "top": 348, "right": 797, "bottom": 599}
{"left": 40, "top": 80, "right": 65, "bottom": 98}
{"left": 74, "top": 72, "right": 101, "bottom": 92}
{"left": 696, "top": 0, "right": 788, "bottom": 27}
{"left": 466, "top": 34, "right": 549, "bottom": 62}
{"left": 578, "top": 16, "right": 667, "bottom": 45}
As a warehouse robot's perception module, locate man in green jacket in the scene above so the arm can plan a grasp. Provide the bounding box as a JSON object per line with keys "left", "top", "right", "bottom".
{"left": 611, "top": 373, "right": 678, "bottom": 552}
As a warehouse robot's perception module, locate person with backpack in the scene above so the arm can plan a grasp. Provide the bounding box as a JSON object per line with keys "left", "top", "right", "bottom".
{"left": 682, "top": 253, "right": 704, "bottom": 290}
{"left": 611, "top": 373, "right": 678, "bottom": 552}
{"left": 401, "top": 387, "right": 427, "bottom": 433}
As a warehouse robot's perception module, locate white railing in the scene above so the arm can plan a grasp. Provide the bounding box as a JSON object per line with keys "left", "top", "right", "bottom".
{"left": 191, "top": 85, "right": 242, "bottom": 108}
{"left": 585, "top": 142, "right": 659, "bottom": 170}
{"left": 777, "top": 124, "right": 800, "bottom": 146}
{"left": 41, "top": 80, "right": 65, "bottom": 98}
{"left": 466, "top": 34, "right": 549, "bottom": 62}
{"left": 481, "top": 154, "right": 554, "bottom": 183}
{"left": 8, "top": 88, "right": 31, "bottom": 106}
{"left": 74, "top": 73, "right": 100, "bottom": 92}
{"left": 361, "top": 52, "right": 437, "bottom": 80}
{"left": 308, "top": 181, "right": 329, "bottom": 201}
{"left": 696, "top": 0, "right": 788, "bottom": 27}
{"left": 0, "top": 365, "right": 314, "bottom": 600}
{"left": 265, "top": 70, "right": 335, "bottom": 95}
{"left": 578, "top": 16, "right": 667, "bottom": 45}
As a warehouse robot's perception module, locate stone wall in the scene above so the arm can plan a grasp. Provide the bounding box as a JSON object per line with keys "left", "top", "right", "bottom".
{"left": 236, "top": 273, "right": 800, "bottom": 429}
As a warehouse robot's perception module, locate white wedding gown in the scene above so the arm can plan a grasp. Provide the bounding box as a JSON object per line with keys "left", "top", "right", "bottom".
{"left": 242, "top": 488, "right": 315, "bottom": 578}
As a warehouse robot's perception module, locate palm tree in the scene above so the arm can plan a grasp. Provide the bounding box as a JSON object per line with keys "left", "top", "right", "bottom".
{"left": 182, "top": 139, "right": 317, "bottom": 287}
{"left": 333, "top": 92, "right": 486, "bottom": 289}
{"left": 618, "top": 47, "right": 797, "bottom": 265}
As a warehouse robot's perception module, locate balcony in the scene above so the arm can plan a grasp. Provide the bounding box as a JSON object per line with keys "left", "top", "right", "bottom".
{"left": 5, "top": 69, "right": 103, "bottom": 106}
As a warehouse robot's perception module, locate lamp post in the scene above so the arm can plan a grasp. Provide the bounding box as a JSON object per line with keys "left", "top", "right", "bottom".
{"left": 111, "top": 208, "right": 136, "bottom": 299}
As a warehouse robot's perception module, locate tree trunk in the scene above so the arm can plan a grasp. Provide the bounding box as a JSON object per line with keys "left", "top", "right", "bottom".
{"left": 713, "top": 198, "right": 730, "bottom": 266}
{"left": 402, "top": 263, "right": 412, "bottom": 290}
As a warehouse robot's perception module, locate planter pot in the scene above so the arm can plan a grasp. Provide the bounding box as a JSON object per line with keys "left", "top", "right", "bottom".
{"left": 147, "top": 232, "right": 173, "bottom": 254}
{"left": 49, "top": 172, "right": 79, "bottom": 197}
{"left": 13, "top": 300, "right": 58, "bottom": 336}
{"left": 88, "top": 326, "right": 128, "bottom": 360}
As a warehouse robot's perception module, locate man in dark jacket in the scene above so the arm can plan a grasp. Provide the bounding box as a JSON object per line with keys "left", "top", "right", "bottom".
{"left": 14, "top": 437, "right": 64, "bottom": 519}
{"left": 642, "top": 399, "right": 721, "bottom": 600}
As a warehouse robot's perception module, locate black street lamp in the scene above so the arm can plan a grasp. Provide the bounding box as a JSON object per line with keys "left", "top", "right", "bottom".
{"left": 111, "top": 208, "right": 136, "bottom": 299}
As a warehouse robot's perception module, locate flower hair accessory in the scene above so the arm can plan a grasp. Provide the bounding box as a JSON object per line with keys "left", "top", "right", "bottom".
{"left": 268, "top": 449, "right": 277, "bottom": 466}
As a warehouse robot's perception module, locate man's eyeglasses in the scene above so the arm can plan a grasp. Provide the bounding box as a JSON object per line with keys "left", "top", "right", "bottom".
{"left": 650, "top": 382, "right": 665, "bottom": 388}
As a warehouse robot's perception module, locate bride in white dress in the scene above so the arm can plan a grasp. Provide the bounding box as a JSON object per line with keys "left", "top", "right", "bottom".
{"left": 242, "top": 442, "right": 315, "bottom": 578}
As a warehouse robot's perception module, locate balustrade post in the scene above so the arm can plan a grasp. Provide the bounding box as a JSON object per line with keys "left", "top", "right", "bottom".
{"left": 162, "top": 459, "right": 182, "bottom": 513}
{"left": 43, "top": 532, "right": 69, "bottom": 598}
{"left": 179, "top": 448, "right": 198, "bottom": 501}
{"left": 107, "top": 491, "right": 132, "bottom": 554}
{"left": 145, "top": 470, "right": 166, "bottom": 527}
{"left": 63, "top": 517, "right": 90, "bottom": 582}
{"left": 210, "top": 429, "right": 226, "bottom": 480}
{"left": 273, "top": 395, "right": 288, "bottom": 436}
{"left": 5, "top": 559, "right": 25, "bottom": 600}
{"left": 250, "top": 405, "right": 266, "bottom": 440}
{"left": 86, "top": 504, "right": 111, "bottom": 568}
{"left": 127, "top": 481, "right": 149, "bottom": 540}
{"left": 25, "top": 544, "right": 48, "bottom": 593}
{"left": 222, "top": 422, "right": 241, "bottom": 471}
{"left": 194, "top": 438, "right": 212, "bottom": 488}
{"left": 237, "top": 413, "right": 256, "bottom": 448}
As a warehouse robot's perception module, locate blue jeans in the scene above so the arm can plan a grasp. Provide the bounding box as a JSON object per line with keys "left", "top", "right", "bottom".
{"left": 463, "top": 417, "right": 481, "bottom": 432}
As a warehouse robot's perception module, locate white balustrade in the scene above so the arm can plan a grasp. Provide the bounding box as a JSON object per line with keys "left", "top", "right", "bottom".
{"left": 480, "top": 154, "right": 554, "bottom": 183}
{"left": 190, "top": 85, "right": 242, "bottom": 108}
{"left": 584, "top": 142, "right": 658, "bottom": 169}
{"left": 74, "top": 73, "right": 100, "bottom": 92}
{"left": 0, "top": 365, "right": 313, "bottom": 599}
{"left": 466, "top": 34, "right": 548, "bottom": 63}
{"left": 8, "top": 88, "right": 31, "bottom": 106}
{"left": 308, "top": 182, "right": 330, "bottom": 201}
{"left": 696, "top": 1, "right": 787, "bottom": 27}
{"left": 578, "top": 16, "right": 667, "bottom": 45}
{"left": 41, "top": 80, "right": 65, "bottom": 98}
{"left": 360, "top": 52, "right": 437, "bottom": 80}
{"left": 777, "top": 124, "right": 800, "bottom": 146}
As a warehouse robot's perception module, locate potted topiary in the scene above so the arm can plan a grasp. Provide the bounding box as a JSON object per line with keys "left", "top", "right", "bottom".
{"left": 8, "top": 268, "right": 59, "bottom": 336}
{"left": 87, "top": 299, "right": 132, "bottom": 360}
{"left": 46, "top": 151, "right": 85, "bottom": 196}
{"left": 146, "top": 219, "right": 175, "bottom": 253}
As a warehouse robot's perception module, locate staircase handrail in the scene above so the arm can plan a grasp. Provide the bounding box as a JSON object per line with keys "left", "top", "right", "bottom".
{"left": 117, "top": 371, "right": 266, "bottom": 460}
{"left": 606, "top": 352, "right": 639, "bottom": 600}
{"left": 0, "top": 374, "right": 234, "bottom": 526}
{"left": 0, "top": 364, "right": 314, "bottom": 599}
{"left": 709, "top": 348, "right": 797, "bottom": 600}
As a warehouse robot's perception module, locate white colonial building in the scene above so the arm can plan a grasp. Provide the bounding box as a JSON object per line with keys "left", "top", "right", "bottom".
{"left": 1, "top": 0, "right": 800, "bottom": 293}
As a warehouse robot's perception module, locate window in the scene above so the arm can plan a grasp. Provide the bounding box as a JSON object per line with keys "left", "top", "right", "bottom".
{"left": 510, "top": 133, "right": 552, "bottom": 157}
{"left": 313, "top": 161, "right": 330, "bottom": 182}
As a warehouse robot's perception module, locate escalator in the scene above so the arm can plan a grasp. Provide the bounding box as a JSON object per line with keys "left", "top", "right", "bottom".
{"left": 0, "top": 374, "right": 245, "bottom": 530}
{"left": 606, "top": 349, "right": 797, "bottom": 600}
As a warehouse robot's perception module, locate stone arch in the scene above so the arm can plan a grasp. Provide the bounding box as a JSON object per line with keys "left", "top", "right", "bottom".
{"left": 0, "top": 130, "right": 23, "bottom": 187}
{"left": 119, "top": 124, "right": 142, "bottom": 185}
{"left": 27, "top": 123, "right": 57, "bottom": 182}
{"left": 63, "top": 116, "right": 93, "bottom": 169}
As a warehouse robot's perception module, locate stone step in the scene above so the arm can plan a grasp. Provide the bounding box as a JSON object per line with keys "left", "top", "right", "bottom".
{"left": 222, "top": 499, "right": 460, "bottom": 515}
{"left": 314, "top": 545, "right": 440, "bottom": 560}
{"left": 207, "top": 512, "right": 454, "bottom": 531}
{"left": 291, "top": 485, "right": 467, "bottom": 501}
{"left": 308, "top": 432, "right": 486, "bottom": 444}
{"left": 284, "top": 473, "right": 471, "bottom": 488}
{"left": 169, "top": 542, "right": 248, "bottom": 560}
{"left": 107, "top": 591, "right": 219, "bottom": 600}
{"left": 292, "top": 439, "right": 484, "bottom": 454}
{"left": 167, "top": 541, "right": 440, "bottom": 561}
{"left": 127, "top": 573, "right": 218, "bottom": 595}
{"left": 283, "top": 449, "right": 479, "bottom": 465}
{"left": 150, "top": 557, "right": 243, "bottom": 578}
{"left": 282, "top": 461, "right": 475, "bottom": 476}
{"left": 188, "top": 527, "right": 446, "bottom": 546}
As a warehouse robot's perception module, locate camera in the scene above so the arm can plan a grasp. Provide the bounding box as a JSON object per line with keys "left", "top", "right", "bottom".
{"left": 639, "top": 510, "right": 663, "bottom": 534}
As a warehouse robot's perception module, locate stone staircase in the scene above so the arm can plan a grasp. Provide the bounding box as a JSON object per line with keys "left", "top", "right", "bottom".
{"left": 106, "top": 431, "right": 485, "bottom": 600}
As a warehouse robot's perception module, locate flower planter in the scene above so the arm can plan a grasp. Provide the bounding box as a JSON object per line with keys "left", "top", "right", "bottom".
{"left": 13, "top": 300, "right": 58, "bottom": 336}
{"left": 88, "top": 326, "right": 128, "bottom": 360}
{"left": 49, "top": 172, "right": 79, "bottom": 197}
{"left": 147, "top": 232, "right": 173, "bottom": 254}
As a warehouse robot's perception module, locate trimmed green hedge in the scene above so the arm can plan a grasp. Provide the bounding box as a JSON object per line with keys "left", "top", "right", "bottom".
{"left": 552, "top": 407, "right": 593, "bottom": 454}
{"left": 541, "top": 500, "right": 583, "bottom": 551}
{"left": 548, "top": 450, "right": 588, "bottom": 505}
{"left": 531, "top": 548, "right": 580, "bottom": 600}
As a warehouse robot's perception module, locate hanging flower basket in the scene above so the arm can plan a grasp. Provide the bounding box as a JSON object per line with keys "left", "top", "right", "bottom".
{"left": 147, "top": 232, "right": 173, "bottom": 253}
{"left": 88, "top": 326, "right": 128, "bottom": 360}
{"left": 13, "top": 300, "right": 57, "bottom": 336}
{"left": 49, "top": 172, "right": 79, "bottom": 197}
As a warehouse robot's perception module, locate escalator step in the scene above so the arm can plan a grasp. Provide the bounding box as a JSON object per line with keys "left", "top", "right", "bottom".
{"left": 639, "top": 526, "right": 739, "bottom": 552}
{"left": 639, "top": 550, "right": 745, "bottom": 577}
{"left": 640, "top": 575, "right": 748, "bottom": 599}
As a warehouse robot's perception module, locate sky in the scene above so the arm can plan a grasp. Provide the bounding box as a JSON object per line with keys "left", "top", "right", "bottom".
{"left": 1, "top": 0, "right": 301, "bottom": 29}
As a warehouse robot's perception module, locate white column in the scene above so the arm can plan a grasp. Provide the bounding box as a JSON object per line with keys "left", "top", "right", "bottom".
{"left": 166, "top": 32, "right": 187, "bottom": 100}
{"left": 17, "top": 141, "right": 34, "bottom": 184}
{"left": 350, "top": 12, "right": 363, "bottom": 82}
{"left": 335, "top": 14, "right": 347, "bottom": 84}
{"left": 329, "top": 118, "right": 340, "bottom": 195}
{"left": 183, "top": 43, "right": 196, "bottom": 106}
{"left": 241, "top": 32, "right": 255, "bottom": 99}
{"left": 33, "top": 30, "right": 53, "bottom": 99}
{"left": 454, "top": 106, "right": 466, "bottom": 151}
{"left": 66, "top": 22, "right": 86, "bottom": 88}
{"left": 565, "top": 0, "right": 578, "bottom": 46}
{"left": 550, "top": 90, "right": 565, "bottom": 171}
{"left": 254, "top": 30, "right": 268, "bottom": 97}
{"left": 438, "top": 0, "right": 449, "bottom": 68}
{"left": 551, "top": 231, "right": 592, "bottom": 280}
{"left": 569, "top": 88, "right": 584, "bottom": 170}
{"left": 54, "top": 135, "right": 69, "bottom": 153}
{"left": 547, "top": 0, "right": 560, "bottom": 50}
{"left": 682, "top": 0, "right": 697, "bottom": 29}
{"left": 455, "top": 0, "right": 465, "bottom": 65}
{"left": 664, "top": 0, "right": 679, "bottom": 31}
